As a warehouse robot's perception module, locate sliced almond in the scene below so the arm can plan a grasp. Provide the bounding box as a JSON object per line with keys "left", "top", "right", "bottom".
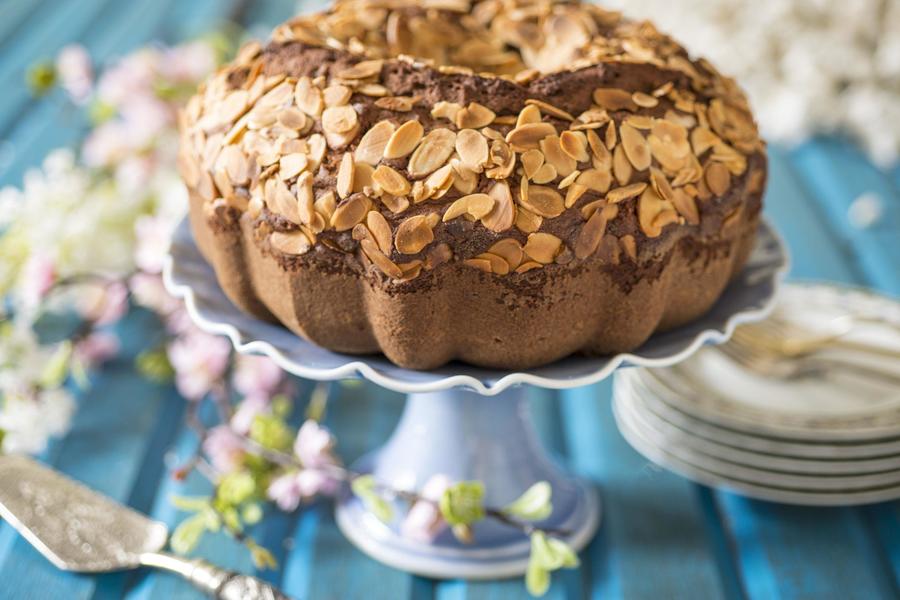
{"left": 605, "top": 121, "right": 617, "bottom": 150}
{"left": 705, "top": 162, "right": 731, "bottom": 196}
{"left": 532, "top": 163, "right": 557, "bottom": 184}
{"left": 338, "top": 59, "right": 383, "bottom": 80}
{"left": 353, "top": 162, "right": 374, "bottom": 193}
{"left": 355, "top": 120, "right": 396, "bottom": 165}
{"left": 295, "top": 77, "right": 324, "bottom": 117}
{"left": 515, "top": 261, "right": 542, "bottom": 273}
{"left": 278, "top": 152, "right": 308, "bottom": 180}
{"left": 322, "top": 105, "right": 358, "bottom": 134}
{"left": 540, "top": 134, "right": 576, "bottom": 177}
{"left": 384, "top": 120, "right": 424, "bottom": 159}
{"left": 380, "top": 194, "right": 410, "bottom": 214}
{"left": 619, "top": 123, "right": 651, "bottom": 171}
{"left": 575, "top": 205, "right": 611, "bottom": 259}
{"left": 477, "top": 252, "right": 510, "bottom": 275}
{"left": 464, "top": 258, "right": 493, "bottom": 273}
{"left": 612, "top": 144, "right": 632, "bottom": 185}
{"left": 559, "top": 130, "right": 589, "bottom": 163}
{"left": 219, "top": 90, "right": 250, "bottom": 124}
{"left": 314, "top": 190, "right": 337, "bottom": 222}
{"left": 506, "top": 122, "right": 557, "bottom": 150}
{"left": 488, "top": 239, "right": 524, "bottom": 270}
{"left": 296, "top": 172, "right": 315, "bottom": 224}
{"left": 593, "top": 88, "right": 638, "bottom": 111}
{"left": 525, "top": 98, "right": 574, "bottom": 121}
{"left": 565, "top": 182, "right": 588, "bottom": 208}
{"left": 442, "top": 193, "right": 494, "bottom": 221}
{"left": 607, "top": 182, "right": 648, "bottom": 204}
{"left": 485, "top": 139, "right": 516, "bottom": 179}
{"left": 375, "top": 95, "right": 420, "bottom": 112}
{"left": 455, "top": 102, "right": 496, "bottom": 129}
{"left": 515, "top": 206, "right": 542, "bottom": 233}
{"left": 373, "top": 165, "right": 411, "bottom": 196}
{"left": 620, "top": 234, "right": 637, "bottom": 261}
{"left": 336, "top": 153, "right": 355, "bottom": 199}
{"left": 456, "top": 129, "right": 490, "bottom": 172}
{"left": 431, "top": 101, "right": 462, "bottom": 122}
{"left": 450, "top": 159, "right": 479, "bottom": 194}
{"left": 324, "top": 84, "right": 352, "bottom": 107}
{"left": 270, "top": 230, "right": 311, "bottom": 255}
{"left": 558, "top": 169, "right": 580, "bottom": 189}
{"left": 422, "top": 164, "right": 455, "bottom": 200}
{"left": 331, "top": 194, "right": 372, "bottom": 231}
{"left": 408, "top": 128, "right": 456, "bottom": 178}
{"left": 307, "top": 133, "right": 327, "bottom": 170}
{"left": 516, "top": 104, "right": 542, "bottom": 128}
{"left": 521, "top": 149, "right": 545, "bottom": 179}
{"left": 577, "top": 168, "right": 612, "bottom": 193}
{"left": 638, "top": 186, "right": 679, "bottom": 238}
{"left": 482, "top": 181, "right": 516, "bottom": 232}
{"left": 520, "top": 184, "right": 565, "bottom": 218}
{"left": 360, "top": 238, "right": 403, "bottom": 278}
{"left": 523, "top": 232, "right": 562, "bottom": 264}
{"left": 671, "top": 187, "right": 700, "bottom": 225}
{"left": 632, "top": 92, "right": 659, "bottom": 108}
{"left": 264, "top": 178, "right": 301, "bottom": 224}
{"left": 395, "top": 214, "right": 435, "bottom": 254}
{"left": 649, "top": 167, "right": 675, "bottom": 203}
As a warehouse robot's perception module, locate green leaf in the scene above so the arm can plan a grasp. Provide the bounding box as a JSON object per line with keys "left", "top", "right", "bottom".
{"left": 170, "top": 495, "right": 211, "bottom": 513}
{"left": 249, "top": 414, "right": 294, "bottom": 452}
{"left": 503, "top": 481, "right": 552, "bottom": 521}
{"left": 530, "top": 531, "right": 580, "bottom": 571}
{"left": 351, "top": 475, "right": 394, "bottom": 523}
{"left": 39, "top": 341, "right": 72, "bottom": 388}
{"left": 439, "top": 481, "right": 485, "bottom": 526}
{"left": 26, "top": 62, "right": 56, "bottom": 96}
{"left": 170, "top": 513, "right": 208, "bottom": 555}
{"left": 135, "top": 349, "right": 174, "bottom": 383}
{"left": 216, "top": 471, "right": 257, "bottom": 506}
{"left": 525, "top": 558, "right": 550, "bottom": 597}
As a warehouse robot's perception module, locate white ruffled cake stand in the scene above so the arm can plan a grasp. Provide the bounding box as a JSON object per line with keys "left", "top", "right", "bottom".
{"left": 164, "top": 218, "right": 788, "bottom": 579}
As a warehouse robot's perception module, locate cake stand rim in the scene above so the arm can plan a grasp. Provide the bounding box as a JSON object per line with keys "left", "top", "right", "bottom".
{"left": 162, "top": 218, "right": 789, "bottom": 396}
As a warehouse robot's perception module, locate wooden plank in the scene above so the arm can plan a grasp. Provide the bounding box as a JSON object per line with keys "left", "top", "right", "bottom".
{"left": 0, "top": 0, "right": 50, "bottom": 48}
{"left": 559, "top": 382, "right": 729, "bottom": 599}
{"left": 789, "top": 139, "right": 900, "bottom": 295}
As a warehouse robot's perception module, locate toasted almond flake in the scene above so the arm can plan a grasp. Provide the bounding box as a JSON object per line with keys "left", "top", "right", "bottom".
{"left": 493, "top": 115, "right": 518, "bottom": 125}
{"left": 521, "top": 149, "right": 545, "bottom": 179}
{"left": 408, "top": 128, "right": 456, "bottom": 178}
{"left": 557, "top": 169, "right": 580, "bottom": 189}
{"left": 279, "top": 153, "right": 308, "bottom": 180}
{"left": 607, "top": 182, "right": 648, "bottom": 204}
{"left": 619, "top": 123, "right": 651, "bottom": 171}
{"left": 619, "top": 235, "right": 637, "bottom": 261}
{"left": 516, "top": 104, "right": 542, "bottom": 128}
{"left": 278, "top": 107, "right": 309, "bottom": 131}
{"left": 306, "top": 134, "right": 327, "bottom": 170}
{"left": 625, "top": 115, "right": 654, "bottom": 130}
{"left": 482, "top": 181, "right": 515, "bottom": 232}
{"left": 338, "top": 59, "right": 384, "bottom": 80}
{"left": 478, "top": 252, "right": 510, "bottom": 275}
{"left": 705, "top": 162, "right": 731, "bottom": 196}
{"left": 361, "top": 238, "right": 403, "bottom": 278}
{"left": 396, "top": 259, "right": 423, "bottom": 281}
{"left": 588, "top": 133, "right": 612, "bottom": 173}
{"left": 219, "top": 145, "right": 249, "bottom": 185}
{"left": 565, "top": 183, "right": 588, "bottom": 208}
{"left": 593, "top": 88, "right": 638, "bottom": 111}
{"left": 314, "top": 190, "right": 337, "bottom": 222}
{"left": 430, "top": 101, "right": 462, "bottom": 122}
{"left": 395, "top": 214, "right": 435, "bottom": 254}
{"left": 384, "top": 120, "right": 424, "bottom": 159}
{"left": 264, "top": 178, "right": 301, "bottom": 224}
{"left": 638, "top": 186, "right": 679, "bottom": 237}
{"left": 671, "top": 187, "right": 699, "bottom": 225}
{"left": 515, "top": 261, "right": 542, "bottom": 273}
{"left": 219, "top": 90, "right": 250, "bottom": 124}
{"left": 523, "top": 232, "right": 562, "bottom": 264}
{"left": 559, "top": 130, "right": 589, "bottom": 162}
{"left": 525, "top": 98, "right": 574, "bottom": 121}
{"left": 481, "top": 127, "right": 503, "bottom": 141}
{"left": 270, "top": 230, "right": 311, "bottom": 255}
{"left": 485, "top": 139, "right": 516, "bottom": 179}
{"left": 515, "top": 206, "right": 542, "bottom": 233}
{"left": 649, "top": 167, "right": 675, "bottom": 202}
{"left": 422, "top": 164, "right": 455, "bottom": 200}
{"left": 322, "top": 105, "right": 358, "bottom": 134}
{"left": 373, "top": 165, "right": 411, "bottom": 196}
{"left": 357, "top": 83, "right": 389, "bottom": 97}
{"left": 355, "top": 120, "right": 396, "bottom": 165}
{"left": 575, "top": 206, "right": 609, "bottom": 259}
{"left": 506, "top": 122, "right": 556, "bottom": 150}
{"left": 520, "top": 184, "right": 564, "bottom": 218}
{"left": 337, "top": 153, "right": 355, "bottom": 198}
{"left": 632, "top": 92, "right": 659, "bottom": 108}
{"left": 375, "top": 95, "right": 421, "bottom": 112}
{"left": 331, "top": 194, "right": 372, "bottom": 231}
{"left": 605, "top": 121, "right": 617, "bottom": 150}
{"left": 456, "top": 129, "right": 489, "bottom": 172}
{"left": 691, "top": 127, "right": 719, "bottom": 156}
{"left": 577, "top": 168, "right": 612, "bottom": 193}
{"left": 612, "top": 145, "right": 632, "bottom": 185}
{"left": 352, "top": 222, "right": 374, "bottom": 245}
{"left": 455, "top": 102, "right": 496, "bottom": 129}
{"left": 532, "top": 163, "right": 557, "bottom": 184}
{"left": 464, "top": 258, "right": 493, "bottom": 273}
{"left": 295, "top": 77, "right": 324, "bottom": 117}
{"left": 442, "top": 193, "right": 494, "bottom": 221}
{"left": 450, "top": 159, "right": 479, "bottom": 194}
{"left": 380, "top": 194, "right": 410, "bottom": 214}
{"left": 488, "top": 239, "right": 524, "bottom": 270}
{"left": 324, "top": 84, "right": 352, "bottom": 107}
{"left": 296, "top": 172, "right": 315, "bottom": 224}
{"left": 540, "top": 134, "right": 576, "bottom": 177}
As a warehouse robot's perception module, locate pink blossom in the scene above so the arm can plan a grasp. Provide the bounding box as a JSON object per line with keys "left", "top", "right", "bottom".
{"left": 79, "top": 281, "right": 128, "bottom": 325}
{"left": 230, "top": 394, "right": 270, "bottom": 435}
{"left": 267, "top": 472, "right": 304, "bottom": 511}
{"left": 18, "top": 254, "right": 56, "bottom": 309}
{"left": 401, "top": 474, "right": 452, "bottom": 543}
{"left": 82, "top": 121, "right": 128, "bottom": 168}
{"left": 118, "top": 94, "right": 173, "bottom": 148}
{"left": 232, "top": 355, "right": 283, "bottom": 399}
{"left": 129, "top": 273, "right": 180, "bottom": 315}
{"left": 294, "top": 420, "right": 337, "bottom": 469}
{"left": 74, "top": 331, "right": 120, "bottom": 367}
{"left": 115, "top": 156, "right": 154, "bottom": 194}
{"left": 266, "top": 468, "right": 340, "bottom": 512}
{"left": 134, "top": 215, "right": 173, "bottom": 274}
{"left": 167, "top": 330, "right": 231, "bottom": 400}
{"left": 203, "top": 425, "right": 244, "bottom": 472}
{"left": 160, "top": 42, "right": 216, "bottom": 83}
{"left": 96, "top": 50, "right": 157, "bottom": 109}
{"left": 56, "top": 44, "right": 93, "bottom": 104}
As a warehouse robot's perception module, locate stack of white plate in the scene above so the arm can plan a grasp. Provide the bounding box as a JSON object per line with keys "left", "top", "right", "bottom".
{"left": 613, "top": 283, "right": 900, "bottom": 506}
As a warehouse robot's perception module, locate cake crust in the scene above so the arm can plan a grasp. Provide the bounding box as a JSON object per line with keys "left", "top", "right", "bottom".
{"left": 179, "top": 0, "right": 767, "bottom": 369}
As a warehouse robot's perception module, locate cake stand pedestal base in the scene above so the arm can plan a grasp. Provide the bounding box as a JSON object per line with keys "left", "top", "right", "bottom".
{"left": 335, "top": 386, "right": 600, "bottom": 579}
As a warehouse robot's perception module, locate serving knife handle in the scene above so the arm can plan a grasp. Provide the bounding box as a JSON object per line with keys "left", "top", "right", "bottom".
{"left": 140, "top": 552, "right": 291, "bottom": 599}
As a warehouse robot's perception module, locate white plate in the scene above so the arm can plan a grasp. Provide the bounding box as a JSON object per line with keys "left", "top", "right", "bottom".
{"left": 613, "top": 398, "right": 900, "bottom": 506}
{"left": 614, "top": 378, "right": 900, "bottom": 475}
{"left": 163, "top": 218, "right": 788, "bottom": 395}
{"left": 642, "top": 283, "right": 900, "bottom": 440}
{"left": 620, "top": 370, "right": 900, "bottom": 460}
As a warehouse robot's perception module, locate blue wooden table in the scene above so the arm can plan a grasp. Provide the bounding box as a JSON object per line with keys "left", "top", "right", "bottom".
{"left": 1, "top": 1, "right": 899, "bottom": 598}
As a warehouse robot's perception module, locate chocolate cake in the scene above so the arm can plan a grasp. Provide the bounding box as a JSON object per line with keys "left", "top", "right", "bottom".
{"left": 177, "top": 0, "right": 766, "bottom": 370}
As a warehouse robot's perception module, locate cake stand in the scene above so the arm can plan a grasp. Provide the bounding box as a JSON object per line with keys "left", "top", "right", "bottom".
{"left": 163, "top": 218, "right": 788, "bottom": 579}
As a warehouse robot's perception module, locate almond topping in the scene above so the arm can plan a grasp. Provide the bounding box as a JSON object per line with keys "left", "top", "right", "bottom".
{"left": 523, "top": 232, "right": 562, "bottom": 264}
{"left": 671, "top": 187, "right": 700, "bottom": 225}
{"left": 338, "top": 59, "right": 383, "bottom": 80}
{"left": 335, "top": 153, "right": 354, "bottom": 199}
{"left": 294, "top": 77, "right": 324, "bottom": 117}
{"left": 373, "top": 165, "right": 411, "bottom": 196}
{"left": 331, "top": 194, "right": 372, "bottom": 231}
{"left": 524, "top": 98, "right": 574, "bottom": 121}
{"left": 324, "top": 84, "right": 352, "bottom": 107}
{"left": 380, "top": 194, "right": 410, "bottom": 214}
{"left": 360, "top": 238, "right": 403, "bottom": 278}
{"left": 540, "top": 134, "right": 576, "bottom": 177}
{"left": 375, "top": 95, "right": 420, "bottom": 112}
{"left": 219, "top": 90, "right": 250, "bottom": 124}
{"left": 632, "top": 92, "right": 659, "bottom": 108}
{"left": 408, "top": 128, "right": 456, "bottom": 178}
{"left": 464, "top": 258, "right": 493, "bottom": 273}
{"left": 482, "top": 181, "right": 516, "bottom": 232}
{"left": 264, "top": 178, "right": 301, "bottom": 224}
{"left": 577, "top": 168, "right": 612, "bottom": 193}
{"left": 270, "top": 230, "right": 311, "bottom": 255}
{"left": 431, "top": 101, "right": 462, "bottom": 121}
{"left": 521, "top": 149, "right": 545, "bottom": 179}
{"left": 455, "top": 102, "right": 496, "bottom": 129}
{"left": 705, "top": 162, "right": 731, "bottom": 196}
{"left": 638, "top": 186, "right": 679, "bottom": 238}
{"left": 296, "top": 172, "right": 315, "bottom": 224}
{"left": 520, "top": 184, "right": 564, "bottom": 218}
{"left": 442, "top": 193, "right": 494, "bottom": 221}
{"left": 506, "top": 122, "right": 557, "bottom": 150}
{"left": 355, "top": 120, "right": 396, "bottom": 165}
{"left": 607, "top": 182, "right": 648, "bottom": 204}
{"left": 532, "top": 163, "right": 557, "bottom": 184}
{"left": 559, "top": 130, "right": 590, "bottom": 163}
{"left": 612, "top": 145, "right": 632, "bottom": 185}
{"left": 488, "top": 239, "right": 525, "bottom": 270}
{"left": 395, "top": 214, "right": 435, "bottom": 254}
{"left": 605, "top": 121, "right": 617, "bottom": 150}
{"left": 322, "top": 105, "right": 358, "bottom": 134}
{"left": 456, "top": 129, "right": 489, "bottom": 172}
{"left": 593, "top": 88, "right": 638, "bottom": 111}
{"left": 384, "top": 120, "right": 424, "bottom": 159}
{"left": 575, "top": 204, "right": 616, "bottom": 259}
{"left": 515, "top": 206, "right": 542, "bottom": 233}
{"left": 516, "top": 104, "right": 542, "bottom": 128}
{"left": 620, "top": 122, "right": 651, "bottom": 171}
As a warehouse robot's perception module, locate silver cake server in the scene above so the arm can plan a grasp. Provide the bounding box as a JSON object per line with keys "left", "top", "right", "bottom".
{"left": 0, "top": 455, "right": 290, "bottom": 599}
